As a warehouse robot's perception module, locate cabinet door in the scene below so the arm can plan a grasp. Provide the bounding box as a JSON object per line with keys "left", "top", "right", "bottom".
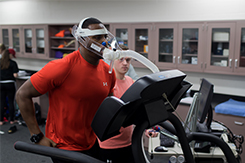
{"left": 213, "top": 112, "right": 245, "bottom": 162}
{"left": 0, "top": 26, "right": 22, "bottom": 56}
{"left": 21, "top": 25, "right": 48, "bottom": 59}
{"left": 234, "top": 21, "right": 245, "bottom": 75}
{"left": 111, "top": 23, "right": 132, "bottom": 49}
{"left": 155, "top": 23, "right": 178, "bottom": 70}
{"left": 205, "top": 22, "right": 236, "bottom": 74}
{"left": 131, "top": 23, "right": 154, "bottom": 68}
{"left": 1, "top": 27, "right": 10, "bottom": 49}
{"left": 177, "top": 23, "right": 206, "bottom": 72}
{"left": 22, "top": 26, "right": 34, "bottom": 55}
{"left": 11, "top": 27, "right": 22, "bottom": 55}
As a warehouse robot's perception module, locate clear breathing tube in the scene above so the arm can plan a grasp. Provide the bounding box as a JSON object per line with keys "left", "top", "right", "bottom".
{"left": 103, "top": 48, "right": 160, "bottom": 74}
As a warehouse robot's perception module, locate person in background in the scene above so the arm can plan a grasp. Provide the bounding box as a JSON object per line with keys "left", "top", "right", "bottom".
{"left": 15, "top": 17, "right": 116, "bottom": 163}
{"left": 8, "top": 48, "right": 16, "bottom": 59}
{"left": 0, "top": 43, "right": 6, "bottom": 134}
{"left": 0, "top": 48, "right": 19, "bottom": 126}
{"left": 98, "top": 44, "right": 157, "bottom": 163}
{"left": 104, "top": 44, "right": 139, "bottom": 81}
{"left": 0, "top": 43, "right": 6, "bottom": 59}
{"left": 122, "top": 45, "right": 138, "bottom": 81}
{"left": 125, "top": 62, "right": 138, "bottom": 81}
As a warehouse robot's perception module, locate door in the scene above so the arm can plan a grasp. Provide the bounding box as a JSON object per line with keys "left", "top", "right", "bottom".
{"left": 234, "top": 21, "right": 245, "bottom": 75}
{"left": 155, "top": 23, "right": 178, "bottom": 70}
{"left": 1, "top": 28, "right": 9, "bottom": 49}
{"left": 111, "top": 23, "right": 132, "bottom": 49}
{"left": 131, "top": 23, "right": 155, "bottom": 68}
{"left": 22, "top": 25, "right": 48, "bottom": 59}
{"left": 177, "top": 22, "right": 206, "bottom": 72}
{"left": 205, "top": 22, "right": 236, "bottom": 74}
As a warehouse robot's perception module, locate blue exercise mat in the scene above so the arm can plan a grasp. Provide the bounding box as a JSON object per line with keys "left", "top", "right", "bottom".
{"left": 215, "top": 99, "right": 245, "bottom": 117}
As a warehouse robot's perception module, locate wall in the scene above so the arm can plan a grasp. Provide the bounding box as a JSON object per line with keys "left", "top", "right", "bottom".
{"left": 1, "top": 0, "right": 245, "bottom": 97}
{"left": 1, "top": 0, "right": 245, "bottom": 24}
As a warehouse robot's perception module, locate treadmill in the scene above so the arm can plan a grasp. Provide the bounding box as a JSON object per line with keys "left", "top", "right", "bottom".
{"left": 14, "top": 69, "right": 238, "bottom": 163}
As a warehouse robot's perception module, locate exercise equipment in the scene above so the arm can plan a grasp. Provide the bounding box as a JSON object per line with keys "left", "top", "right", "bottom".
{"left": 14, "top": 141, "right": 104, "bottom": 163}
{"left": 92, "top": 69, "right": 194, "bottom": 163}
{"left": 14, "top": 69, "right": 238, "bottom": 163}
{"left": 92, "top": 70, "right": 238, "bottom": 163}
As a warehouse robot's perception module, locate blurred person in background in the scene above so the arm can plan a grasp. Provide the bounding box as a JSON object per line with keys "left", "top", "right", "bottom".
{"left": 0, "top": 48, "right": 19, "bottom": 127}
{"left": 104, "top": 44, "right": 139, "bottom": 81}
{"left": 98, "top": 44, "right": 157, "bottom": 163}
{"left": 0, "top": 43, "right": 6, "bottom": 59}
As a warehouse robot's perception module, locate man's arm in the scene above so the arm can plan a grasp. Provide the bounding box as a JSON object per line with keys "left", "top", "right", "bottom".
{"left": 16, "top": 79, "right": 56, "bottom": 147}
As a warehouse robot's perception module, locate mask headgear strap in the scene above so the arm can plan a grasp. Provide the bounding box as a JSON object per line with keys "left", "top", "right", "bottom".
{"left": 77, "top": 17, "right": 108, "bottom": 37}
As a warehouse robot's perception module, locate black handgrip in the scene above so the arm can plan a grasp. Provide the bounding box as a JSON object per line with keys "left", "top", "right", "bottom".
{"left": 14, "top": 141, "right": 104, "bottom": 163}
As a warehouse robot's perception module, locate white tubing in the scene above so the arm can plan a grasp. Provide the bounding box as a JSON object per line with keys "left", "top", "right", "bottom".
{"left": 122, "top": 50, "right": 160, "bottom": 73}
{"left": 103, "top": 48, "right": 160, "bottom": 74}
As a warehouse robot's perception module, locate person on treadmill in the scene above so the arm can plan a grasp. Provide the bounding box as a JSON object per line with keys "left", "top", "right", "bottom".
{"left": 16, "top": 17, "right": 116, "bottom": 163}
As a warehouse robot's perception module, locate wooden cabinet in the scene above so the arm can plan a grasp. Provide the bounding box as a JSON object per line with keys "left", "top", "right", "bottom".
{"left": 154, "top": 22, "right": 178, "bottom": 70}
{"left": 204, "top": 22, "right": 236, "bottom": 74}
{"left": 176, "top": 22, "right": 206, "bottom": 72}
{"left": 0, "top": 25, "right": 49, "bottom": 59}
{"left": 20, "top": 25, "right": 49, "bottom": 59}
{"left": 0, "top": 26, "right": 10, "bottom": 49}
{"left": 177, "top": 21, "right": 239, "bottom": 75}
{"left": 48, "top": 24, "right": 78, "bottom": 59}
{"left": 234, "top": 21, "right": 245, "bottom": 75}
{"left": 131, "top": 23, "right": 155, "bottom": 68}
{"left": 213, "top": 112, "right": 245, "bottom": 162}
{"left": 1, "top": 21, "right": 245, "bottom": 76}
{"left": 110, "top": 23, "right": 132, "bottom": 49}
{"left": 0, "top": 26, "right": 23, "bottom": 55}
{"left": 175, "top": 104, "right": 190, "bottom": 122}
{"left": 145, "top": 22, "right": 205, "bottom": 72}
{"left": 110, "top": 20, "right": 245, "bottom": 76}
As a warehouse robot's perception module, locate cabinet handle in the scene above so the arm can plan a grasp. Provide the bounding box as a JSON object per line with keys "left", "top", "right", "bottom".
{"left": 177, "top": 56, "right": 180, "bottom": 64}
{"left": 235, "top": 59, "right": 238, "bottom": 68}
{"left": 229, "top": 59, "right": 232, "bottom": 68}
{"left": 204, "top": 62, "right": 207, "bottom": 69}
{"left": 234, "top": 121, "right": 244, "bottom": 126}
{"left": 201, "top": 62, "right": 203, "bottom": 68}
{"left": 202, "top": 24, "right": 205, "bottom": 31}
{"left": 173, "top": 56, "right": 176, "bottom": 64}
{"left": 206, "top": 24, "right": 208, "bottom": 31}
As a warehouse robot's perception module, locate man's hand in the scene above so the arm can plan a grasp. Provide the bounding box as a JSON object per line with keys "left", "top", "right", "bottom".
{"left": 37, "top": 136, "right": 57, "bottom": 147}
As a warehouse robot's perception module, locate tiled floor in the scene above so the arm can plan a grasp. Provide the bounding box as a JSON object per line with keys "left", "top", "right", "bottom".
{"left": 0, "top": 122, "right": 52, "bottom": 163}
{"left": 0, "top": 121, "right": 170, "bottom": 163}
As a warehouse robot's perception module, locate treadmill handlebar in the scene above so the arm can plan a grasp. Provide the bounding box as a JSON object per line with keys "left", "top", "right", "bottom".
{"left": 14, "top": 141, "right": 104, "bottom": 163}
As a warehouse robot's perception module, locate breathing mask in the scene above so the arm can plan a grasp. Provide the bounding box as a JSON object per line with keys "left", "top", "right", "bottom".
{"left": 72, "top": 17, "right": 160, "bottom": 74}
{"left": 72, "top": 17, "right": 121, "bottom": 58}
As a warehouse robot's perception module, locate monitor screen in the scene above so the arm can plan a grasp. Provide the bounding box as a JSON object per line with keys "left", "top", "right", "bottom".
{"left": 197, "top": 78, "right": 214, "bottom": 123}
